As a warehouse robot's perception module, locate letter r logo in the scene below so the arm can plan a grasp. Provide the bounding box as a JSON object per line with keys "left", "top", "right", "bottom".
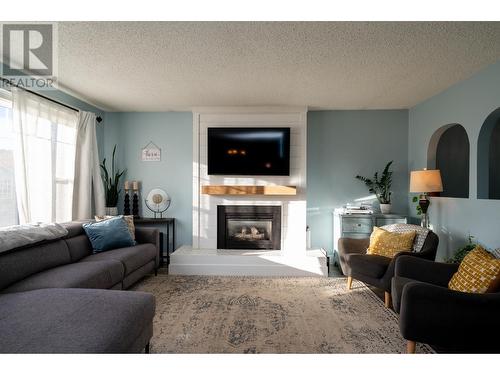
{"left": 2, "top": 24, "right": 54, "bottom": 76}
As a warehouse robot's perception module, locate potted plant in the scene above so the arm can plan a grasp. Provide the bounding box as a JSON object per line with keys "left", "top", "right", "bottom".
{"left": 445, "top": 235, "right": 476, "bottom": 264}
{"left": 355, "top": 161, "right": 393, "bottom": 214}
{"left": 100, "top": 145, "right": 125, "bottom": 216}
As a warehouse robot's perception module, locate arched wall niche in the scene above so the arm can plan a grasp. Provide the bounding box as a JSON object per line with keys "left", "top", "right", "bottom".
{"left": 427, "top": 123, "right": 469, "bottom": 198}
{"left": 478, "top": 107, "right": 500, "bottom": 199}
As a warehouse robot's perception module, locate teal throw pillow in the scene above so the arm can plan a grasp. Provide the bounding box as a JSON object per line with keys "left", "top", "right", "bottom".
{"left": 83, "top": 216, "right": 135, "bottom": 253}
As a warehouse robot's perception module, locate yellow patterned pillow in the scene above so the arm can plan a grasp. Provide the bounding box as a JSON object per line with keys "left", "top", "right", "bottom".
{"left": 448, "top": 246, "right": 500, "bottom": 293}
{"left": 366, "top": 226, "right": 416, "bottom": 258}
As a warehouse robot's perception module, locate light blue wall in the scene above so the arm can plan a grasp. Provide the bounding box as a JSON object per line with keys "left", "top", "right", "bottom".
{"left": 409, "top": 61, "right": 500, "bottom": 260}
{"left": 102, "top": 110, "right": 409, "bottom": 252}
{"left": 103, "top": 112, "right": 193, "bottom": 247}
{"left": 307, "top": 110, "right": 409, "bottom": 254}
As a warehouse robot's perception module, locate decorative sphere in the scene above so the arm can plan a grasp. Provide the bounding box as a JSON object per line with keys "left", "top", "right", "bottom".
{"left": 152, "top": 194, "right": 163, "bottom": 204}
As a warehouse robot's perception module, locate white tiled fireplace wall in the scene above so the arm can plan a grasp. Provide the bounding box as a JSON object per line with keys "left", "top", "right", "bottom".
{"left": 192, "top": 107, "right": 307, "bottom": 255}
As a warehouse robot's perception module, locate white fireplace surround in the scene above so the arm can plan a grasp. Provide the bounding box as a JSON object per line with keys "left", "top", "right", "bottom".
{"left": 170, "top": 107, "right": 327, "bottom": 276}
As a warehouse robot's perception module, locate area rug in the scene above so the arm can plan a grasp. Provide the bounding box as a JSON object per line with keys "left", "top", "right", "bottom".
{"left": 132, "top": 275, "right": 433, "bottom": 354}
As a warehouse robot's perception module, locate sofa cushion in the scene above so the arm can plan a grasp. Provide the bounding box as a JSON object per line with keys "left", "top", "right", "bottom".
{"left": 0, "top": 240, "right": 71, "bottom": 290}
{"left": 346, "top": 253, "right": 391, "bottom": 279}
{"left": 81, "top": 244, "right": 156, "bottom": 276}
{"left": 123, "top": 261, "right": 156, "bottom": 290}
{"left": 0, "top": 288, "right": 155, "bottom": 353}
{"left": 65, "top": 234, "right": 93, "bottom": 262}
{"left": 2, "top": 260, "right": 124, "bottom": 293}
{"left": 62, "top": 220, "right": 90, "bottom": 238}
{"left": 0, "top": 223, "right": 68, "bottom": 254}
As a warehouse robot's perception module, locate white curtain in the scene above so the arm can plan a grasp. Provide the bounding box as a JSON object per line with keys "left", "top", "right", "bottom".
{"left": 72, "top": 111, "right": 105, "bottom": 219}
{"left": 12, "top": 88, "right": 79, "bottom": 224}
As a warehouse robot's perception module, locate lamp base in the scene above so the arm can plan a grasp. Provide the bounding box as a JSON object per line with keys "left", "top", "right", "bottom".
{"left": 420, "top": 212, "right": 430, "bottom": 228}
{"left": 419, "top": 194, "right": 431, "bottom": 228}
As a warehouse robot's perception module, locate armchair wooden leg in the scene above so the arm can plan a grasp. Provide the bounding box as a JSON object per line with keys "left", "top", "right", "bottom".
{"left": 407, "top": 340, "right": 416, "bottom": 354}
{"left": 347, "top": 276, "right": 353, "bottom": 290}
{"left": 384, "top": 292, "right": 392, "bottom": 309}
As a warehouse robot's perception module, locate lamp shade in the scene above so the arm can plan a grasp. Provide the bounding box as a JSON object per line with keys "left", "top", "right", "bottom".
{"left": 410, "top": 169, "right": 443, "bottom": 193}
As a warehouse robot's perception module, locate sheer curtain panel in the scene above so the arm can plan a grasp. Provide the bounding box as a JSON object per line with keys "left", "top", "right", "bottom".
{"left": 72, "top": 111, "right": 105, "bottom": 220}
{"left": 12, "top": 88, "right": 78, "bottom": 224}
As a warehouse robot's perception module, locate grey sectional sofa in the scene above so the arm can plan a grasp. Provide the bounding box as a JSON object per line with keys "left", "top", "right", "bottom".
{"left": 0, "top": 221, "right": 159, "bottom": 353}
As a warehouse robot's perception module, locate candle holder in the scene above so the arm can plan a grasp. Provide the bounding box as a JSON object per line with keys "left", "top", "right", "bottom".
{"left": 132, "top": 190, "right": 140, "bottom": 218}
{"left": 124, "top": 189, "right": 131, "bottom": 215}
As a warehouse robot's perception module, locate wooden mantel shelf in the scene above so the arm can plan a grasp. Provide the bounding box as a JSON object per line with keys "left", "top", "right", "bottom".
{"left": 201, "top": 185, "right": 297, "bottom": 196}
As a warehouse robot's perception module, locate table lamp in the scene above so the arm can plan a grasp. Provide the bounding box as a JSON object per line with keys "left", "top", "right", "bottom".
{"left": 409, "top": 169, "right": 443, "bottom": 228}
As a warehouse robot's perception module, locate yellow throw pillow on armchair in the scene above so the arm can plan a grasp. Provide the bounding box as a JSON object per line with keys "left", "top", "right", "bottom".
{"left": 366, "top": 226, "right": 416, "bottom": 258}
{"left": 448, "top": 246, "right": 500, "bottom": 293}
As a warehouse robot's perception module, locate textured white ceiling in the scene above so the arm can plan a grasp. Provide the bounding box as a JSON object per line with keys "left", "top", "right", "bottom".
{"left": 56, "top": 22, "right": 500, "bottom": 111}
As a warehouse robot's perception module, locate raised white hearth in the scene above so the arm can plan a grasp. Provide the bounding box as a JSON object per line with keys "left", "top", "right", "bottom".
{"left": 170, "top": 106, "right": 327, "bottom": 276}
{"left": 170, "top": 246, "right": 328, "bottom": 276}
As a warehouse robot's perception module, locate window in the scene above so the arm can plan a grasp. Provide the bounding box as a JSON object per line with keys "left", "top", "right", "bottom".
{"left": 427, "top": 124, "right": 470, "bottom": 198}
{"left": 0, "top": 88, "right": 78, "bottom": 226}
{"left": 0, "top": 91, "right": 18, "bottom": 227}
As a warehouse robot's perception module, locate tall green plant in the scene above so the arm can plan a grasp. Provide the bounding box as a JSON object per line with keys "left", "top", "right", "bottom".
{"left": 100, "top": 145, "right": 125, "bottom": 207}
{"left": 355, "top": 161, "right": 393, "bottom": 204}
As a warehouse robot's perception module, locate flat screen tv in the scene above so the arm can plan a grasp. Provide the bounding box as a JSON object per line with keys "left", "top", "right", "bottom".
{"left": 208, "top": 127, "right": 290, "bottom": 176}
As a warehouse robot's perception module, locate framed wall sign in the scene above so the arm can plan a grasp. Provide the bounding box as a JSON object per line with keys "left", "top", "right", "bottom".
{"left": 141, "top": 141, "right": 161, "bottom": 161}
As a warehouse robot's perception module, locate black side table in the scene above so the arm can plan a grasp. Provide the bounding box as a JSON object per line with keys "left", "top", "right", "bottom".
{"left": 134, "top": 218, "right": 175, "bottom": 266}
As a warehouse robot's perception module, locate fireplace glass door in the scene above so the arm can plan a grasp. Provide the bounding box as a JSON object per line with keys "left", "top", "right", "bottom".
{"left": 217, "top": 206, "right": 281, "bottom": 250}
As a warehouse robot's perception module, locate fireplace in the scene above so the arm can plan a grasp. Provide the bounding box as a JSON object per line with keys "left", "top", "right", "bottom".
{"left": 217, "top": 205, "right": 281, "bottom": 250}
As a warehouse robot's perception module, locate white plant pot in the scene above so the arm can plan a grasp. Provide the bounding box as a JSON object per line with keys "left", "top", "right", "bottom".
{"left": 105, "top": 206, "right": 118, "bottom": 216}
{"left": 379, "top": 203, "right": 392, "bottom": 214}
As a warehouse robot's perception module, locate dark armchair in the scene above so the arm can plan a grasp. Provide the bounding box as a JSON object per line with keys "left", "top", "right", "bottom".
{"left": 392, "top": 255, "right": 500, "bottom": 353}
{"left": 338, "top": 226, "right": 439, "bottom": 308}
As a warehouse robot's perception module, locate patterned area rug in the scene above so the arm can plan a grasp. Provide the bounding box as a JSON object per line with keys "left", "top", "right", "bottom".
{"left": 133, "top": 275, "right": 433, "bottom": 354}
